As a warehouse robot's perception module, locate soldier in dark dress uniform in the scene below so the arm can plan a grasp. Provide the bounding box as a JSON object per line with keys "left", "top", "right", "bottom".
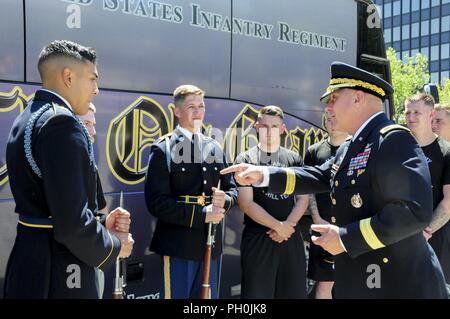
{"left": 4, "top": 40, "right": 134, "bottom": 299}
{"left": 145, "top": 84, "right": 237, "bottom": 299}
{"left": 222, "top": 61, "right": 448, "bottom": 298}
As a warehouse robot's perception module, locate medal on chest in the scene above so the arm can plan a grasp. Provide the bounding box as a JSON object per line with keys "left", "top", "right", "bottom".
{"left": 351, "top": 193, "right": 363, "bottom": 208}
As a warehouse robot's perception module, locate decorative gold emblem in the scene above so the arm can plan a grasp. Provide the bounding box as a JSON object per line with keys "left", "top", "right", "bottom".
{"left": 351, "top": 193, "right": 363, "bottom": 208}
{"left": 197, "top": 193, "right": 206, "bottom": 206}
{"left": 357, "top": 169, "right": 365, "bottom": 177}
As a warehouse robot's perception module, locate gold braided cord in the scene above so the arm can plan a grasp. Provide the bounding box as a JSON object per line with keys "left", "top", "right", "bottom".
{"left": 329, "top": 78, "right": 386, "bottom": 97}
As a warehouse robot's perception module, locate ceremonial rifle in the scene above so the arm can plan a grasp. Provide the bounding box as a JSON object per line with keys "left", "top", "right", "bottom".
{"left": 200, "top": 181, "right": 221, "bottom": 299}
{"left": 112, "top": 191, "right": 127, "bottom": 299}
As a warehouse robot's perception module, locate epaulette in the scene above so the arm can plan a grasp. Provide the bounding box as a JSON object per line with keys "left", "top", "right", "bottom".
{"left": 155, "top": 132, "right": 173, "bottom": 144}
{"left": 380, "top": 124, "right": 410, "bottom": 136}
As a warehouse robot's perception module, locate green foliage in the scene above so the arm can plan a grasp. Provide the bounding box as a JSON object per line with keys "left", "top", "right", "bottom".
{"left": 438, "top": 79, "right": 450, "bottom": 105}
{"left": 387, "top": 48, "right": 430, "bottom": 123}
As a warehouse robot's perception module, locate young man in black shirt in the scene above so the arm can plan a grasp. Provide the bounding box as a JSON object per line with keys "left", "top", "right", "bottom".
{"left": 433, "top": 104, "right": 450, "bottom": 142}
{"left": 405, "top": 93, "right": 450, "bottom": 288}
{"left": 304, "top": 115, "right": 348, "bottom": 298}
{"left": 234, "top": 105, "right": 309, "bottom": 298}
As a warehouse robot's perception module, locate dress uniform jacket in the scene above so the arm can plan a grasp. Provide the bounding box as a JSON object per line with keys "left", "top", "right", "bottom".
{"left": 268, "top": 113, "right": 447, "bottom": 298}
{"left": 145, "top": 127, "right": 237, "bottom": 261}
{"left": 4, "top": 90, "right": 120, "bottom": 298}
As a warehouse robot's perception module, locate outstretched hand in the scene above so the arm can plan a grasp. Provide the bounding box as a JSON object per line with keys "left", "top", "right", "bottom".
{"left": 220, "top": 163, "right": 264, "bottom": 186}
{"left": 311, "top": 224, "right": 346, "bottom": 255}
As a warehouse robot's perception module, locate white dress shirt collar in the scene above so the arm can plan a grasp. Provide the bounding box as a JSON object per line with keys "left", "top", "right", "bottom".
{"left": 176, "top": 125, "right": 194, "bottom": 141}
{"left": 40, "top": 89, "right": 73, "bottom": 111}
{"left": 352, "top": 111, "right": 383, "bottom": 142}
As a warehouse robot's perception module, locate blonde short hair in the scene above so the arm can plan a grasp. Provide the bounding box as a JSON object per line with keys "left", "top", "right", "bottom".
{"left": 435, "top": 103, "right": 450, "bottom": 112}
{"left": 405, "top": 93, "right": 435, "bottom": 108}
{"left": 258, "top": 105, "right": 284, "bottom": 120}
{"left": 173, "top": 84, "right": 205, "bottom": 107}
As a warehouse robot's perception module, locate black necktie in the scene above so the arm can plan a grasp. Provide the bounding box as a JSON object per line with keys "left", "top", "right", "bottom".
{"left": 192, "top": 134, "right": 202, "bottom": 164}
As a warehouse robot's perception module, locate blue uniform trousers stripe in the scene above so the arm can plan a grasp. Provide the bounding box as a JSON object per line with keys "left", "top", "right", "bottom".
{"left": 160, "top": 255, "right": 218, "bottom": 299}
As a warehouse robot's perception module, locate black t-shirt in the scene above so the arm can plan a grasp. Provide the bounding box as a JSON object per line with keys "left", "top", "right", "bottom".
{"left": 421, "top": 137, "right": 450, "bottom": 209}
{"left": 234, "top": 146, "right": 303, "bottom": 231}
{"left": 303, "top": 138, "right": 340, "bottom": 220}
{"left": 422, "top": 137, "right": 450, "bottom": 283}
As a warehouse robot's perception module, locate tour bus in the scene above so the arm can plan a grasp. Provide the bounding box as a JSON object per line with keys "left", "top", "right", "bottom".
{"left": 0, "top": 0, "right": 391, "bottom": 298}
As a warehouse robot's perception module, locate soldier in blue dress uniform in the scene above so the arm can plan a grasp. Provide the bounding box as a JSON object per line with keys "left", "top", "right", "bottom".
{"left": 222, "top": 62, "right": 448, "bottom": 298}
{"left": 145, "top": 84, "right": 238, "bottom": 299}
{"left": 4, "top": 40, "right": 134, "bottom": 298}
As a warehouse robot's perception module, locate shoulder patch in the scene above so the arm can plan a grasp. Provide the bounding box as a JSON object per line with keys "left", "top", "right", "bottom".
{"left": 380, "top": 124, "right": 410, "bottom": 136}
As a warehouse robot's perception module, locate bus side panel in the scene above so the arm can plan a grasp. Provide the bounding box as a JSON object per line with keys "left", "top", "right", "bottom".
{"left": 231, "top": 0, "right": 357, "bottom": 126}
{"left": 0, "top": 200, "right": 18, "bottom": 296}
{"left": 24, "top": 0, "right": 231, "bottom": 98}
{"left": 0, "top": 0, "right": 24, "bottom": 82}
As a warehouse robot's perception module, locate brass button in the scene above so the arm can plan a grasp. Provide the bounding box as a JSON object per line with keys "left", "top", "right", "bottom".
{"left": 335, "top": 180, "right": 339, "bottom": 187}
{"left": 351, "top": 179, "right": 355, "bottom": 185}
{"left": 203, "top": 180, "right": 207, "bottom": 184}
{"left": 331, "top": 216, "right": 336, "bottom": 223}
{"left": 203, "top": 167, "right": 207, "bottom": 171}
{"left": 383, "top": 258, "right": 389, "bottom": 264}
{"left": 214, "top": 167, "right": 218, "bottom": 171}
{"left": 332, "top": 198, "right": 336, "bottom": 205}
{"left": 182, "top": 167, "right": 185, "bottom": 172}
